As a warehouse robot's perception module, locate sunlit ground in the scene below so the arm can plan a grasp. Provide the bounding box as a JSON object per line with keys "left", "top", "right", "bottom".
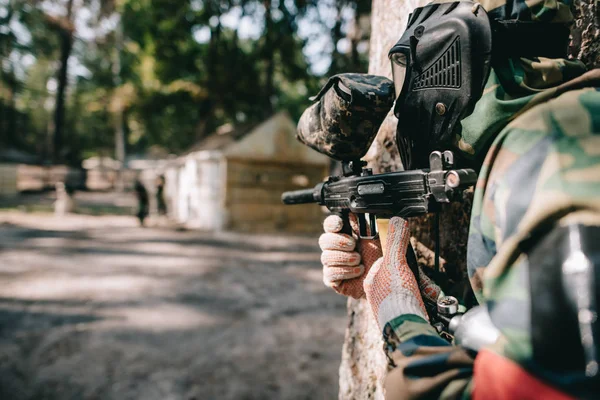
{"left": 0, "top": 211, "right": 346, "bottom": 400}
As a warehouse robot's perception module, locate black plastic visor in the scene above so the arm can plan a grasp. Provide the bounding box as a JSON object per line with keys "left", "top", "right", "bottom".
{"left": 390, "top": 51, "right": 408, "bottom": 103}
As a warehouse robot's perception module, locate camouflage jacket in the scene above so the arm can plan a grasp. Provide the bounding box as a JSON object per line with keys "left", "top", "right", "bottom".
{"left": 384, "top": 80, "right": 600, "bottom": 400}
{"left": 382, "top": 1, "right": 600, "bottom": 399}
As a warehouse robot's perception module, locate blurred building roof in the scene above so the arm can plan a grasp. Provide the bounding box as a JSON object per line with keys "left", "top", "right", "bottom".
{"left": 182, "top": 112, "right": 328, "bottom": 165}
{"left": 185, "top": 120, "right": 259, "bottom": 154}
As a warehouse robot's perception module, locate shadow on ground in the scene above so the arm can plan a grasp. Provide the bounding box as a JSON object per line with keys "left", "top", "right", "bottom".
{"left": 0, "top": 212, "right": 347, "bottom": 400}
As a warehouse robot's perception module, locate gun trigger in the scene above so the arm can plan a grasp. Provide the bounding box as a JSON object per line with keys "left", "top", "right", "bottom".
{"left": 357, "top": 213, "right": 379, "bottom": 240}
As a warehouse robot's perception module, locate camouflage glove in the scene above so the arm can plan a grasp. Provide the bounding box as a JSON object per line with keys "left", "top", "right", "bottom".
{"left": 364, "top": 216, "right": 428, "bottom": 331}
{"left": 319, "top": 214, "right": 383, "bottom": 299}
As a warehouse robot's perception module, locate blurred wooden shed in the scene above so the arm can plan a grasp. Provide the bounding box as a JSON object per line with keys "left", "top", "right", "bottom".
{"left": 0, "top": 164, "right": 18, "bottom": 196}
{"left": 168, "top": 112, "right": 328, "bottom": 232}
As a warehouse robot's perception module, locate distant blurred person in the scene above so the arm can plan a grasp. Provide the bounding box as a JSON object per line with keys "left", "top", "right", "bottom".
{"left": 156, "top": 175, "right": 167, "bottom": 216}
{"left": 54, "top": 182, "right": 75, "bottom": 216}
{"left": 134, "top": 179, "right": 149, "bottom": 226}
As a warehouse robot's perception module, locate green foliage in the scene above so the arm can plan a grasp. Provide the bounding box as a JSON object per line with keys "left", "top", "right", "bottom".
{"left": 0, "top": 0, "right": 369, "bottom": 163}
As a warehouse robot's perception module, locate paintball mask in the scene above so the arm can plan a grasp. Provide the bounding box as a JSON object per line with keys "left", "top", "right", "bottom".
{"left": 389, "top": 1, "right": 493, "bottom": 169}
{"left": 389, "top": 0, "right": 573, "bottom": 169}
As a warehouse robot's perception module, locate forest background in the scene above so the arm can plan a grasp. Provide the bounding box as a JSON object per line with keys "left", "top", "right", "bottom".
{"left": 0, "top": 0, "right": 370, "bottom": 166}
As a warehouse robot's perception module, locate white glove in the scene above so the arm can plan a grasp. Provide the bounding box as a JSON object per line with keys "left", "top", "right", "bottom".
{"left": 318, "top": 214, "right": 382, "bottom": 299}
{"left": 363, "top": 216, "right": 428, "bottom": 330}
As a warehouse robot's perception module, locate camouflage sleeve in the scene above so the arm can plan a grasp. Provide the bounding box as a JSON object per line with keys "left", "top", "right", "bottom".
{"left": 467, "top": 85, "right": 600, "bottom": 301}
{"left": 385, "top": 86, "right": 600, "bottom": 399}
{"left": 466, "top": 87, "right": 600, "bottom": 389}
{"left": 382, "top": 315, "right": 475, "bottom": 400}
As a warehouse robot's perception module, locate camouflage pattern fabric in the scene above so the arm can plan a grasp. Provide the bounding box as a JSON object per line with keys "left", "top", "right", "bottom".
{"left": 381, "top": 82, "right": 600, "bottom": 400}
{"left": 433, "top": 0, "right": 574, "bottom": 23}
{"left": 456, "top": 57, "right": 588, "bottom": 164}
{"left": 378, "top": 0, "right": 600, "bottom": 397}
{"left": 297, "top": 73, "right": 394, "bottom": 161}
{"left": 467, "top": 84, "right": 600, "bottom": 395}
{"left": 432, "top": 0, "right": 587, "bottom": 163}
{"left": 468, "top": 70, "right": 600, "bottom": 300}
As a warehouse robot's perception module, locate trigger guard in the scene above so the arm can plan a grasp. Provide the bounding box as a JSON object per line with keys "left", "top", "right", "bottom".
{"left": 357, "top": 213, "right": 379, "bottom": 240}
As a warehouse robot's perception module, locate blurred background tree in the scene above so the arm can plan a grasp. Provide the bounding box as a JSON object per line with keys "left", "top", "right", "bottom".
{"left": 0, "top": 0, "right": 371, "bottom": 166}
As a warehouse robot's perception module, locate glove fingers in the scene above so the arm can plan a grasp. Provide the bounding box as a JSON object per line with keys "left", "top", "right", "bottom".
{"left": 321, "top": 250, "right": 361, "bottom": 267}
{"left": 323, "top": 275, "right": 339, "bottom": 289}
{"left": 363, "top": 256, "right": 384, "bottom": 291}
{"left": 323, "top": 215, "right": 344, "bottom": 233}
{"left": 324, "top": 264, "right": 365, "bottom": 283}
{"left": 385, "top": 216, "right": 410, "bottom": 266}
{"left": 319, "top": 232, "right": 356, "bottom": 251}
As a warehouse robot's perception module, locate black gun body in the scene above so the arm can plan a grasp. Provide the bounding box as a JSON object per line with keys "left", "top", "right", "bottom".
{"left": 281, "top": 151, "right": 477, "bottom": 223}
{"left": 318, "top": 170, "right": 432, "bottom": 218}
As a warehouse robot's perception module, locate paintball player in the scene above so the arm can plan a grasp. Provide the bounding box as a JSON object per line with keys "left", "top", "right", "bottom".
{"left": 134, "top": 178, "right": 149, "bottom": 226}
{"left": 316, "top": 0, "right": 600, "bottom": 398}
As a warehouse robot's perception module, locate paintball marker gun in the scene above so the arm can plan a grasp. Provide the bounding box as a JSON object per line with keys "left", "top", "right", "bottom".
{"left": 281, "top": 73, "right": 477, "bottom": 238}
{"left": 431, "top": 295, "right": 500, "bottom": 349}
{"left": 281, "top": 73, "right": 478, "bottom": 327}
{"left": 282, "top": 150, "right": 477, "bottom": 238}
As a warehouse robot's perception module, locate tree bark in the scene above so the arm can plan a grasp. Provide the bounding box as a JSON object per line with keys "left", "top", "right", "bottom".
{"left": 338, "top": 1, "right": 600, "bottom": 399}
{"left": 571, "top": 0, "right": 600, "bottom": 69}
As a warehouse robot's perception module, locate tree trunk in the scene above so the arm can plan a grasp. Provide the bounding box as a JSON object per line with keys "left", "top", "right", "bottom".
{"left": 572, "top": 0, "right": 600, "bottom": 69}
{"left": 337, "top": 1, "right": 600, "bottom": 399}
{"left": 195, "top": 8, "right": 222, "bottom": 141}
{"left": 51, "top": 0, "right": 75, "bottom": 164}
{"left": 263, "top": 0, "right": 275, "bottom": 117}
{"left": 338, "top": 2, "right": 428, "bottom": 398}
{"left": 6, "top": 68, "right": 17, "bottom": 147}
{"left": 113, "top": 19, "right": 126, "bottom": 191}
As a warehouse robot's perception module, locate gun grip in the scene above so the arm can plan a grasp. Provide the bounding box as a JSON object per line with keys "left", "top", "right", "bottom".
{"left": 376, "top": 218, "right": 390, "bottom": 255}
{"left": 377, "top": 217, "right": 420, "bottom": 279}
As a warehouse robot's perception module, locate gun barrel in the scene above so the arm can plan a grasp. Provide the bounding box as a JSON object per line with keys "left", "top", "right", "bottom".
{"left": 281, "top": 188, "right": 317, "bottom": 205}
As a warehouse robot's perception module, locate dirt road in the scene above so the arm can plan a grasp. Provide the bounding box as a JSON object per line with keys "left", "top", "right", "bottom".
{"left": 0, "top": 212, "right": 347, "bottom": 400}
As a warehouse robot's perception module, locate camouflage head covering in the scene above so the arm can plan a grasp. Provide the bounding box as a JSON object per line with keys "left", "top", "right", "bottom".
{"left": 297, "top": 73, "right": 395, "bottom": 161}
{"left": 436, "top": 0, "right": 589, "bottom": 164}
{"left": 480, "top": 0, "right": 574, "bottom": 23}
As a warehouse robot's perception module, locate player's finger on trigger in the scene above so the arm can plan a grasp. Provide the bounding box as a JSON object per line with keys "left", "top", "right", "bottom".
{"left": 318, "top": 232, "right": 356, "bottom": 251}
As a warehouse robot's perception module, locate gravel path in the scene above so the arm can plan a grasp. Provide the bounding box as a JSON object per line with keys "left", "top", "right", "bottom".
{"left": 0, "top": 212, "right": 347, "bottom": 400}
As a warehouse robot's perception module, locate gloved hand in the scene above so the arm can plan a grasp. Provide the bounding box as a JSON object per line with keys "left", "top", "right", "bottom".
{"left": 363, "top": 216, "right": 429, "bottom": 331}
{"left": 318, "top": 214, "right": 383, "bottom": 299}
